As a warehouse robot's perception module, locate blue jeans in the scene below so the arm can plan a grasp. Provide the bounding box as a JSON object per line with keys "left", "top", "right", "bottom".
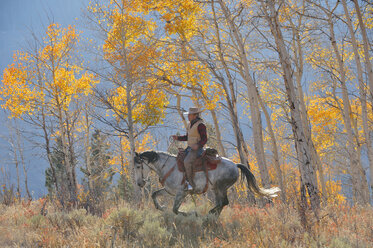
{"left": 185, "top": 146, "right": 203, "bottom": 157}
{"left": 184, "top": 146, "right": 203, "bottom": 187}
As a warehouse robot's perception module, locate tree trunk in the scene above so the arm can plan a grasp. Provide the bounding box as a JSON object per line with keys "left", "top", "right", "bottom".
{"left": 209, "top": 1, "right": 255, "bottom": 203}
{"left": 343, "top": 0, "right": 373, "bottom": 203}
{"left": 263, "top": 0, "right": 320, "bottom": 215}
{"left": 52, "top": 51, "right": 77, "bottom": 205}
{"left": 14, "top": 121, "right": 31, "bottom": 200}
{"left": 257, "top": 89, "right": 286, "bottom": 203}
{"left": 353, "top": 0, "right": 373, "bottom": 101}
{"left": 352, "top": 114, "right": 371, "bottom": 204}
{"left": 65, "top": 109, "right": 78, "bottom": 203}
{"left": 41, "top": 106, "right": 63, "bottom": 203}
{"left": 327, "top": 8, "right": 369, "bottom": 205}
{"left": 176, "top": 94, "right": 188, "bottom": 129}
{"left": 56, "top": 98, "right": 77, "bottom": 205}
{"left": 218, "top": 0, "right": 270, "bottom": 187}
{"left": 210, "top": 109, "right": 227, "bottom": 157}
{"left": 36, "top": 61, "right": 60, "bottom": 201}
{"left": 126, "top": 80, "right": 141, "bottom": 202}
{"left": 84, "top": 107, "right": 94, "bottom": 199}
{"left": 290, "top": 18, "right": 327, "bottom": 204}
{"left": 11, "top": 134, "right": 21, "bottom": 200}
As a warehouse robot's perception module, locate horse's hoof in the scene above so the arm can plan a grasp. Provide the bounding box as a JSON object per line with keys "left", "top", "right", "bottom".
{"left": 156, "top": 205, "right": 166, "bottom": 211}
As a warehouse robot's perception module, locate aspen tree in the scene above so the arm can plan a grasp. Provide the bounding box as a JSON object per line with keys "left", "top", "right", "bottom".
{"left": 1, "top": 24, "right": 97, "bottom": 205}
{"left": 260, "top": 0, "right": 321, "bottom": 214}
{"left": 342, "top": 0, "right": 373, "bottom": 202}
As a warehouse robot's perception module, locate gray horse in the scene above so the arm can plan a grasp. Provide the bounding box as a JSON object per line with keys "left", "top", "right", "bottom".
{"left": 134, "top": 151, "right": 280, "bottom": 216}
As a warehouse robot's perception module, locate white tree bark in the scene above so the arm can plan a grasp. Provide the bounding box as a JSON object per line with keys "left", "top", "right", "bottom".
{"left": 126, "top": 75, "right": 142, "bottom": 202}
{"left": 218, "top": 0, "right": 270, "bottom": 187}
{"left": 327, "top": 4, "right": 369, "bottom": 204}
{"left": 210, "top": 109, "right": 227, "bottom": 157}
{"left": 176, "top": 94, "right": 188, "bottom": 129}
{"left": 353, "top": 0, "right": 373, "bottom": 101}
{"left": 262, "top": 0, "right": 321, "bottom": 213}
{"left": 290, "top": 13, "right": 327, "bottom": 204}
{"left": 343, "top": 0, "right": 373, "bottom": 203}
{"left": 257, "top": 90, "right": 286, "bottom": 202}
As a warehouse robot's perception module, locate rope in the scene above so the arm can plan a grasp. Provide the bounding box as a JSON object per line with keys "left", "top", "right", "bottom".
{"left": 167, "top": 136, "right": 176, "bottom": 153}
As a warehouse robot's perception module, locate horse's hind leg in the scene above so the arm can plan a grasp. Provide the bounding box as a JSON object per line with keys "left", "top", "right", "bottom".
{"left": 152, "top": 188, "right": 167, "bottom": 211}
{"left": 209, "top": 188, "right": 229, "bottom": 216}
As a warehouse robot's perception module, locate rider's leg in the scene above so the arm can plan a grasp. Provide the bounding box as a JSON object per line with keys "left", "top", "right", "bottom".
{"left": 184, "top": 149, "right": 198, "bottom": 189}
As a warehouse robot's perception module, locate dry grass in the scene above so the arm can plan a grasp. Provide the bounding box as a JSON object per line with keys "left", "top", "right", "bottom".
{"left": 0, "top": 198, "right": 372, "bottom": 247}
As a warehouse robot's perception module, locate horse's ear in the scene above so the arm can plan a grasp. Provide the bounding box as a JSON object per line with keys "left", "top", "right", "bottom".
{"left": 135, "top": 152, "right": 139, "bottom": 157}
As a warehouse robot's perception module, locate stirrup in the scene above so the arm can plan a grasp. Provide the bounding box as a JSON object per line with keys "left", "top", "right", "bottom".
{"left": 185, "top": 182, "right": 193, "bottom": 191}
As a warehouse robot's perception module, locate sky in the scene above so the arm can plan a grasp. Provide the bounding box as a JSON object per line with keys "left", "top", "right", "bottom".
{"left": 0, "top": 0, "right": 90, "bottom": 198}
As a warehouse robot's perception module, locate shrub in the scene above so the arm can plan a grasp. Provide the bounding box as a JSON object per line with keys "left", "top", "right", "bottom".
{"left": 138, "top": 218, "right": 170, "bottom": 247}
{"left": 173, "top": 213, "right": 204, "bottom": 247}
{"left": 28, "top": 214, "right": 46, "bottom": 229}
{"left": 106, "top": 205, "right": 142, "bottom": 240}
{"left": 0, "top": 200, "right": 372, "bottom": 247}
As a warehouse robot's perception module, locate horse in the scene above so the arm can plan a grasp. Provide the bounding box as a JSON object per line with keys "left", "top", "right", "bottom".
{"left": 134, "top": 151, "right": 280, "bottom": 216}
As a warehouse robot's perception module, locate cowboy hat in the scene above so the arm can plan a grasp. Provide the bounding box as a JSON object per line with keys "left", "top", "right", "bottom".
{"left": 184, "top": 107, "right": 203, "bottom": 115}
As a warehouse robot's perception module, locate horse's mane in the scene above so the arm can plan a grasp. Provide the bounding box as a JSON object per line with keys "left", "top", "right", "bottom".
{"left": 139, "top": 150, "right": 176, "bottom": 163}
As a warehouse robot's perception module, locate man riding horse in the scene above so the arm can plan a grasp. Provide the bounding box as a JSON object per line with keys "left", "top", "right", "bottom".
{"left": 134, "top": 107, "right": 281, "bottom": 216}
{"left": 172, "top": 107, "right": 207, "bottom": 192}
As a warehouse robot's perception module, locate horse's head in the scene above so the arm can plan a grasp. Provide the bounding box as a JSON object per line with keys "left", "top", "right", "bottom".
{"left": 134, "top": 151, "right": 159, "bottom": 188}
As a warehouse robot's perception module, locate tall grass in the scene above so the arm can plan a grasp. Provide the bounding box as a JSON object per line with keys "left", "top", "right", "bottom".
{"left": 0, "top": 198, "right": 371, "bottom": 247}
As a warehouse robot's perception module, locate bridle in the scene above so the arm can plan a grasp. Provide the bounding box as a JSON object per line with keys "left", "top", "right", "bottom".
{"left": 135, "top": 152, "right": 171, "bottom": 182}
{"left": 135, "top": 156, "right": 149, "bottom": 183}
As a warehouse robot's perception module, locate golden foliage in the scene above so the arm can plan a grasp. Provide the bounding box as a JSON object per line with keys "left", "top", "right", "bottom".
{"left": 1, "top": 24, "right": 98, "bottom": 118}
{"left": 110, "top": 133, "right": 156, "bottom": 178}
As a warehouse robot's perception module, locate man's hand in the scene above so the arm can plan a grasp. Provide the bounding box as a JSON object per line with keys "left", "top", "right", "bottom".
{"left": 191, "top": 144, "right": 199, "bottom": 150}
{"left": 171, "top": 135, "right": 178, "bottom": 141}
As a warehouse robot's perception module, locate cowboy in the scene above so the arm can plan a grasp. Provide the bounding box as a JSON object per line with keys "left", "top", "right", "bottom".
{"left": 172, "top": 107, "right": 207, "bottom": 191}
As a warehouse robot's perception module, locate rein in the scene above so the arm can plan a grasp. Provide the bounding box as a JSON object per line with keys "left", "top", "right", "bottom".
{"left": 141, "top": 152, "right": 170, "bottom": 178}
{"left": 138, "top": 151, "right": 186, "bottom": 188}
{"left": 141, "top": 159, "right": 156, "bottom": 172}
{"left": 160, "top": 165, "right": 175, "bottom": 186}
{"left": 159, "top": 153, "right": 173, "bottom": 185}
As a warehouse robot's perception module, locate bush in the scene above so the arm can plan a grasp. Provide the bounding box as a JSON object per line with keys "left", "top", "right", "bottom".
{"left": 106, "top": 205, "right": 142, "bottom": 240}
{"left": 47, "top": 208, "right": 97, "bottom": 232}
{"left": 138, "top": 217, "right": 170, "bottom": 247}
{"left": 29, "top": 214, "right": 46, "bottom": 229}
{"left": 0, "top": 200, "right": 372, "bottom": 247}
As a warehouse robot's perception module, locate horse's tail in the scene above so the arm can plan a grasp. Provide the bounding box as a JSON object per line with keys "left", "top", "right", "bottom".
{"left": 237, "top": 164, "right": 281, "bottom": 198}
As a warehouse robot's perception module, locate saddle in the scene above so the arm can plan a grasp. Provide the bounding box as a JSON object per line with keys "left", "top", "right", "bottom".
{"left": 159, "top": 148, "right": 222, "bottom": 193}
{"left": 176, "top": 148, "right": 221, "bottom": 173}
{"left": 178, "top": 148, "right": 221, "bottom": 193}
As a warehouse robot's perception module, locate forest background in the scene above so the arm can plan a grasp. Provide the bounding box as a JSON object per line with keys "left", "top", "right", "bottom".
{"left": 0, "top": 0, "right": 372, "bottom": 247}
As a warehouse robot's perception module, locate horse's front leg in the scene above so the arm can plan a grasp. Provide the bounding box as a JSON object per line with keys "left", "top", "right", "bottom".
{"left": 172, "top": 190, "right": 188, "bottom": 216}
{"left": 152, "top": 188, "right": 167, "bottom": 211}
